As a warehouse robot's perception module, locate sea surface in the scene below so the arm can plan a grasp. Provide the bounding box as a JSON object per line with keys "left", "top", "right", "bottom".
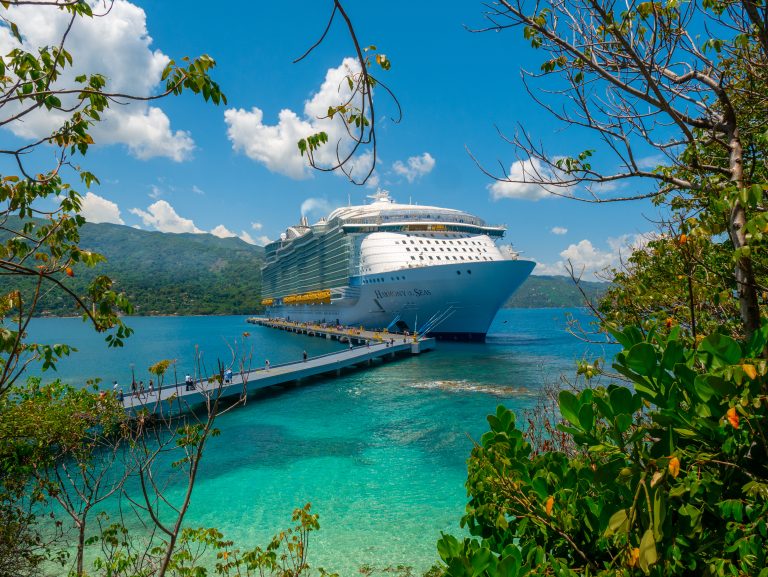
{"left": 26, "top": 309, "right": 617, "bottom": 575}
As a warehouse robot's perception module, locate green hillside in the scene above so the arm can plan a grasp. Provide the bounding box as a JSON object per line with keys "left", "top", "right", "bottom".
{"left": 505, "top": 274, "right": 609, "bottom": 308}
{"left": 1, "top": 220, "right": 265, "bottom": 316}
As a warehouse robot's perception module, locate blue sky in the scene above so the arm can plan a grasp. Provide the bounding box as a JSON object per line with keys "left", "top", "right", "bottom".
{"left": 0, "top": 1, "right": 664, "bottom": 277}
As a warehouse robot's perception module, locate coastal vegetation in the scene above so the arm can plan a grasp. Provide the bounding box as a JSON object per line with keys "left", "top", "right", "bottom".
{"left": 433, "top": 1, "right": 768, "bottom": 576}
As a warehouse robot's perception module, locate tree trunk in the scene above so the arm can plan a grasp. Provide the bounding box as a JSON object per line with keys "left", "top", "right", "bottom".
{"left": 727, "top": 126, "right": 762, "bottom": 341}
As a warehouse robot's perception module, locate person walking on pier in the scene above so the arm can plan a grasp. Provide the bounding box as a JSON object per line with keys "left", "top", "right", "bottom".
{"left": 185, "top": 374, "right": 194, "bottom": 391}
{"left": 224, "top": 368, "right": 233, "bottom": 383}
{"left": 131, "top": 380, "right": 137, "bottom": 396}
{"left": 265, "top": 359, "right": 270, "bottom": 371}
{"left": 149, "top": 379, "right": 154, "bottom": 393}
{"left": 302, "top": 350, "right": 308, "bottom": 362}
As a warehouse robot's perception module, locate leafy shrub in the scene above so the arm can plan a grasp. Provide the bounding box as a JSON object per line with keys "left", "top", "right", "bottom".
{"left": 439, "top": 323, "right": 768, "bottom": 576}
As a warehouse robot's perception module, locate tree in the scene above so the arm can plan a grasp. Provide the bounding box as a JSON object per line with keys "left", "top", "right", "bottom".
{"left": 469, "top": 0, "right": 766, "bottom": 340}
{"left": 0, "top": 0, "right": 225, "bottom": 398}
{"left": 435, "top": 2, "right": 768, "bottom": 575}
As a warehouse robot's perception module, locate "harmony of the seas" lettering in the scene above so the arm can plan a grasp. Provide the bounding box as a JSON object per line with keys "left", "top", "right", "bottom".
{"left": 374, "top": 288, "right": 432, "bottom": 299}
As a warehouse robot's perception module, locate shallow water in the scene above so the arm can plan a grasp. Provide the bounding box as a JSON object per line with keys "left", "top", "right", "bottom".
{"left": 26, "top": 309, "right": 616, "bottom": 575}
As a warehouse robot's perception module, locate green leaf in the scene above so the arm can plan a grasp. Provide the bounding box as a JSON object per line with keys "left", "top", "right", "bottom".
{"left": 697, "top": 333, "right": 742, "bottom": 367}
{"left": 638, "top": 528, "right": 658, "bottom": 573}
{"left": 609, "top": 387, "right": 635, "bottom": 415}
{"left": 625, "top": 342, "right": 658, "bottom": 376}
{"left": 578, "top": 403, "right": 595, "bottom": 431}
{"left": 558, "top": 390, "right": 580, "bottom": 426}
{"left": 604, "top": 509, "right": 628, "bottom": 537}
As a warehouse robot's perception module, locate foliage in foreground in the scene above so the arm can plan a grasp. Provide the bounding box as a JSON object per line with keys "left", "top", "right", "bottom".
{"left": 439, "top": 323, "right": 768, "bottom": 576}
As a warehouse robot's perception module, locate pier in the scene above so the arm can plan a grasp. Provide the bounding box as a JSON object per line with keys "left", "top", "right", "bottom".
{"left": 121, "top": 320, "right": 434, "bottom": 414}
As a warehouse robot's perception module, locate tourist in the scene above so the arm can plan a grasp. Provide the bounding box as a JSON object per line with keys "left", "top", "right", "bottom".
{"left": 303, "top": 350, "right": 308, "bottom": 362}
{"left": 225, "top": 368, "right": 233, "bottom": 383}
{"left": 149, "top": 379, "right": 154, "bottom": 393}
{"left": 139, "top": 380, "right": 144, "bottom": 393}
{"left": 113, "top": 380, "right": 119, "bottom": 395}
{"left": 185, "top": 374, "right": 194, "bottom": 391}
{"left": 131, "top": 380, "right": 137, "bottom": 396}
{"left": 265, "top": 359, "right": 270, "bottom": 371}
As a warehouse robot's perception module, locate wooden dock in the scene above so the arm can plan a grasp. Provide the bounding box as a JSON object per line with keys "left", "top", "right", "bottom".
{"left": 121, "top": 320, "right": 433, "bottom": 414}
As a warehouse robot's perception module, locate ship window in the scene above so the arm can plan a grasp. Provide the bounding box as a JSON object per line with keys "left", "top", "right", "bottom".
{"left": 431, "top": 247, "right": 436, "bottom": 251}
{"left": 428, "top": 256, "right": 433, "bottom": 260}
{"left": 406, "top": 247, "right": 410, "bottom": 251}
{"left": 411, "top": 256, "right": 416, "bottom": 260}
{"left": 419, "top": 256, "right": 424, "bottom": 260}
{"left": 419, "top": 240, "right": 424, "bottom": 244}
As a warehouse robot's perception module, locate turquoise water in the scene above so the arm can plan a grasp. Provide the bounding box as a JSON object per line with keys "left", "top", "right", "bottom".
{"left": 26, "top": 309, "right": 616, "bottom": 575}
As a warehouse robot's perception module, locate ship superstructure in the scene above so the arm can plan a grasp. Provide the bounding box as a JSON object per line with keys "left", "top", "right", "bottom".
{"left": 261, "top": 191, "right": 535, "bottom": 340}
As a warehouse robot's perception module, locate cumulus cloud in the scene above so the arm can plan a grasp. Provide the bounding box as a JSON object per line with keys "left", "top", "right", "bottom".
{"left": 225, "top": 58, "right": 368, "bottom": 179}
{"left": 130, "top": 200, "right": 203, "bottom": 234}
{"left": 251, "top": 222, "right": 263, "bottom": 231}
{"left": 0, "top": 1, "right": 194, "bottom": 161}
{"left": 392, "top": 152, "right": 435, "bottom": 183}
{"left": 239, "top": 232, "right": 271, "bottom": 246}
{"left": 210, "top": 224, "right": 236, "bottom": 238}
{"left": 80, "top": 192, "right": 125, "bottom": 224}
{"left": 488, "top": 158, "right": 573, "bottom": 201}
{"left": 535, "top": 233, "right": 652, "bottom": 278}
{"left": 551, "top": 226, "right": 568, "bottom": 235}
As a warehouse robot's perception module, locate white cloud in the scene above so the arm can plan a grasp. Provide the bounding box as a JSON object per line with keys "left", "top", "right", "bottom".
{"left": 149, "top": 185, "right": 163, "bottom": 199}
{"left": 129, "top": 200, "right": 203, "bottom": 234}
{"left": 300, "top": 197, "right": 332, "bottom": 220}
{"left": 80, "top": 192, "right": 125, "bottom": 224}
{"left": 240, "top": 227, "right": 270, "bottom": 246}
{"left": 0, "top": 1, "right": 194, "bottom": 161}
{"left": 192, "top": 185, "right": 205, "bottom": 195}
{"left": 210, "top": 224, "right": 236, "bottom": 238}
{"left": 392, "top": 152, "right": 436, "bottom": 183}
{"left": 488, "top": 158, "right": 573, "bottom": 201}
{"left": 225, "top": 57, "right": 366, "bottom": 179}
{"left": 551, "top": 226, "right": 568, "bottom": 235}
{"left": 249, "top": 234, "right": 271, "bottom": 246}
{"left": 535, "top": 233, "right": 652, "bottom": 278}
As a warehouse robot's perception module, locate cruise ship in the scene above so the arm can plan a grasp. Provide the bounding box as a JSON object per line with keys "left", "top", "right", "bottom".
{"left": 260, "top": 191, "right": 535, "bottom": 341}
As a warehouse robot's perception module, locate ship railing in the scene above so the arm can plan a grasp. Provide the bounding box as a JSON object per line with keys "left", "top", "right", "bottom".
{"left": 341, "top": 214, "right": 497, "bottom": 227}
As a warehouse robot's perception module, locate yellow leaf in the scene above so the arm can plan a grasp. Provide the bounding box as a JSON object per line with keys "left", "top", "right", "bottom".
{"left": 668, "top": 456, "right": 680, "bottom": 478}
{"left": 545, "top": 495, "right": 554, "bottom": 516}
{"left": 742, "top": 364, "right": 757, "bottom": 380}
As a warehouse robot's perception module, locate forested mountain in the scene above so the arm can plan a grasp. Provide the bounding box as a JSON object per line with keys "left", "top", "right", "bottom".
{"left": 2, "top": 221, "right": 265, "bottom": 316}
{"left": 505, "top": 274, "right": 608, "bottom": 308}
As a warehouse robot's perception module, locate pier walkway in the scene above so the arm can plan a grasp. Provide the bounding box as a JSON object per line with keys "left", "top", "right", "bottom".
{"left": 121, "top": 321, "right": 433, "bottom": 414}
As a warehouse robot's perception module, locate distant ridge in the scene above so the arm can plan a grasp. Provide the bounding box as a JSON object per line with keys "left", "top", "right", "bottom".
{"left": 505, "top": 274, "right": 609, "bottom": 308}
{"left": 1, "top": 220, "right": 265, "bottom": 316}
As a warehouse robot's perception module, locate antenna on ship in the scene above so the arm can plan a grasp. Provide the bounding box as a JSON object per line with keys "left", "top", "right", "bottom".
{"left": 348, "top": 192, "right": 351, "bottom": 206}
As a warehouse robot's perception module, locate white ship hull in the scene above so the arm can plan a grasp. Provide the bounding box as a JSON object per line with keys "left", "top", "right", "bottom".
{"left": 265, "top": 259, "right": 535, "bottom": 341}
